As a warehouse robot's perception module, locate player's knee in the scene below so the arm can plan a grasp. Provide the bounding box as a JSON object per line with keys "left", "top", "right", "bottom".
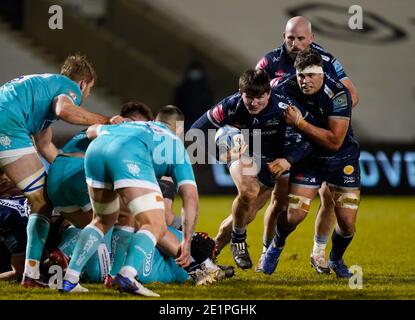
{"left": 287, "top": 194, "right": 311, "bottom": 225}
{"left": 141, "top": 218, "right": 167, "bottom": 240}
{"left": 337, "top": 219, "right": 355, "bottom": 236}
{"left": 286, "top": 209, "right": 303, "bottom": 226}
{"left": 17, "top": 169, "right": 50, "bottom": 210}
{"left": 287, "top": 194, "right": 311, "bottom": 213}
{"left": 238, "top": 184, "right": 260, "bottom": 203}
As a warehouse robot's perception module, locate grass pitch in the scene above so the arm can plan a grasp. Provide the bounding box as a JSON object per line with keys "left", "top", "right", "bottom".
{"left": 1, "top": 195, "right": 414, "bottom": 300}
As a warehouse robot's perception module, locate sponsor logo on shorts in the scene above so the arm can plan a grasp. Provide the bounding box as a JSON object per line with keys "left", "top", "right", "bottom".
{"left": 344, "top": 176, "right": 356, "bottom": 184}
{"left": 343, "top": 165, "right": 355, "bottom": 175}
{"left": 0, "top": 135, "right": 11, "bottom": 148}
{"left": 295, "top": 174, "right": 316, "bottom": 183}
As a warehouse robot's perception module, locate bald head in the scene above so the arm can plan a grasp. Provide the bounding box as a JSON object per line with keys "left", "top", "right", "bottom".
{"left": 283, "top": 16, "right": 314, "bottom": 59}
{"left": 285, "top": 16, "right": 312, "bottom": 34}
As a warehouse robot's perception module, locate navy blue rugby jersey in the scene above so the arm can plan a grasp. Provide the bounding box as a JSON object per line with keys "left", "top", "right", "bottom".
{"left": 278, "top": 73, "right": 359, "bottom": 160}
{"left": 256, "top": 43, "right": 348, "bottom": 84}
{"left": 190, "top": 88, "right": 314, "bottom": 164}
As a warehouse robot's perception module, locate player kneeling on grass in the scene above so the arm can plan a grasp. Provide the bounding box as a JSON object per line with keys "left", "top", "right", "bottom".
{"left": 45, "top": 221, "right": 234, "bottom": 287}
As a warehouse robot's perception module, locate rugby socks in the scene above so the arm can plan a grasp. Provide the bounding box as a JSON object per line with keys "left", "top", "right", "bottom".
{"left": 119, "top": 230, "right": 156, "bottom": 280}
{"left": 231, "top": 226, "right": 247, "bottom": 243}
{"left": 312, "top": 234, "right": 329, "bottom": 256}
{"left": 64, "top": 225, "right": 103, "bottom": 284}
{"left": 109, "top": 226, "right": 134, "bottom": 277}
{"left": 85, "top": 242, "right": 111, "bottom": 283}
{"left": 272, "top": 216, "right": 295, "bottom": 248}
{"left": 262, "top": 236, "right": 272, "bottom": 253}
{"left": 24, "top": 214, "right": 50, "bottom": 279}
{"left": 58, "top": 226, "right": 81, "bottom": 258}
{"left": 329, "top": 230, "right": 354, "bottom": 262}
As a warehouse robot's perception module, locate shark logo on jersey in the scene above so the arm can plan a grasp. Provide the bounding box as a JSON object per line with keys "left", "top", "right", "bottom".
{"left": 0, "top": 135, "right": 11, "bottom": 148}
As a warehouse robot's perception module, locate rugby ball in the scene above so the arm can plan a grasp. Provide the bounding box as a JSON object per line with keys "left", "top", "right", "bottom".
{"left": 214, "top": 125, "right": 244, "bottom": 151}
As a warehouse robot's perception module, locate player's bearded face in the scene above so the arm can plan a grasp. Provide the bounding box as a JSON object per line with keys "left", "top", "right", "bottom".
{"left": 241, "top": 92, "right": 270, "bottom": 114}
{"left": 296, "top": 72, "right": 324, "bottom": 95}
{"left": 283, "top": 31, "right": 313, "bottom": 59}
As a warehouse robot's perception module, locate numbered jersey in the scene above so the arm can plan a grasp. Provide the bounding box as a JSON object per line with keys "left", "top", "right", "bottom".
{"left": 0, "top": 74, "right": 82, "bottom": 134}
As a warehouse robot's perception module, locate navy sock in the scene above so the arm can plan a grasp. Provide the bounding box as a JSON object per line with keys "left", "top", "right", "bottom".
{"left": 273, "top": 216, "right": 295, "bottom": 248}
{"left": 329, "top": 230, "right": 354, "bottom": 261}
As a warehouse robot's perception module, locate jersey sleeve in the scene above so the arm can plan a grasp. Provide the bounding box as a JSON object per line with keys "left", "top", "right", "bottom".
{"left": 57, "top": 76, "right": 83, "bottom": 106}
{"left": 255, "top": 53, "right": 274, "bottom": 79}
{"left": 205, "top": 93, "right": 240, "bottom": 128}
{"left": 330, "top": 57, "right": 348, "bottom": 81}
{"left": 329, "top": 90, "right": 352, "bottom": 120}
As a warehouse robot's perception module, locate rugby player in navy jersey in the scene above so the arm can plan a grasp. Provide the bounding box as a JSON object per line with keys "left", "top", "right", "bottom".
{"left": 190, "top": 69, "right": 314, "bottom": 269}
{"left": 255, "top": 16, "right": 360, "bottom": 273}
{"left": 262, "top": 51, "right": 360, "bottom": 278}
{"left": 0, "top": 171, "right": 28, "bottom": 280}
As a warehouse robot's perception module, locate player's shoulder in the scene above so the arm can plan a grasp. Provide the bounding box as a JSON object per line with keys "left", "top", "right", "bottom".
{"left": 218, "top": 92, "right": 242, "bottom": 111}
{"left": 271, "top": 86, "right": 301, "bottom": 109}
{"left": 311, "top": 42, "right": 336, "bottom": 62}
{"left": 277, "top": 74, "right": 298, "bottom": 90}
{"left": 265, "top": 45, "right": 284, "bottom": 60}
{"left": 54, "top": 74, "right": 79, "bottom": 87}
{"left": 323, "top": 74, "right": 350, "bottom": 108}
{"left": 324, "top": 73, "right": 346, "bottom": 94}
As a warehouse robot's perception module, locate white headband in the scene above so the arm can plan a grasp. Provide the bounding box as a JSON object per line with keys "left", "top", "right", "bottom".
{"left": 296, "top": 65, "right": 324, "bottom": 74}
